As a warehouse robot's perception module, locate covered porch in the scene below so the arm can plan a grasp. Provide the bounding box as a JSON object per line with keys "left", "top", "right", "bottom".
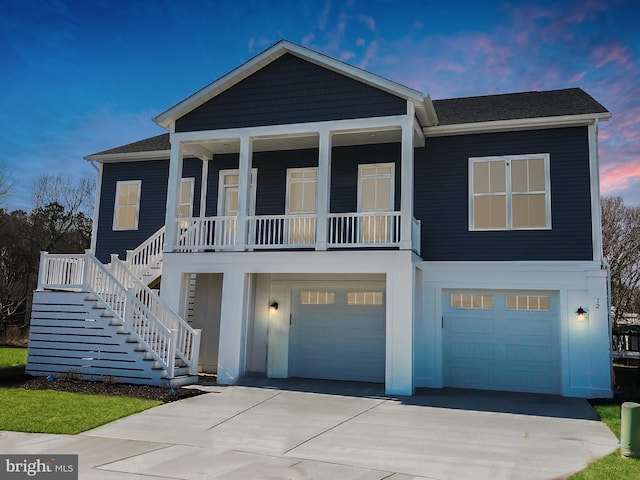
{"left": 163, "top": 113, "right": 424, "bottom": 254}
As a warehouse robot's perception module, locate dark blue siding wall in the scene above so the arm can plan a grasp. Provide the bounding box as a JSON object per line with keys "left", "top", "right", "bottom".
{"left": 331, "top": 143, "right": 401, "bottom": 213}
{"left": 95, "top": 158, "right": 202, "bottom": 263}
{"left": 175, "top": 54, "right": 406, "bottom": 132}
{"left": 253, "top": 149, "right": 318, "bottom": 215}
{"left": 414, "top": 127, "right": 593, "bottom": 261}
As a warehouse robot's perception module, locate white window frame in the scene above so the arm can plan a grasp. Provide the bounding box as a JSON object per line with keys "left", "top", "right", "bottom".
{"left": 286, "top": 167, "right": 318, "bottom": 215}
{"left": 217, "top": 169, "right": 257, "bottom": 216}
{"left": 468, "top": 154, "right": 551, "bottom": 231}
{"left": 357, "top": 163, "right": 395, "bottom": 213}
{"left": 179, "top": 178, "right": 195, "bottom": 219}
{"left": 113, "top": 180, "right": 142, "bottom": 231}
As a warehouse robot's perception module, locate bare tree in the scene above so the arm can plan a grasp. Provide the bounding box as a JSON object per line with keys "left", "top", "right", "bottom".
{"left": 602, "top": 196, "right": 640, "bottom": 326}
{"left": 0, "top": 161, "right": 14, "bottom": 206}
{"left": 32, "top": 174, "right": 94, "bottom": 217}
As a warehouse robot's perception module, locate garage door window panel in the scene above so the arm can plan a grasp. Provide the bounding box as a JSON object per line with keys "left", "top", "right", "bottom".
{"left": 506, "top": 295, "right": 550, "bottom": 311}
{"left": 300, "top": 290, "right": 335, "bottom": 305}
{"left": 451, "top": 294, "right": 493, "bottom": 309}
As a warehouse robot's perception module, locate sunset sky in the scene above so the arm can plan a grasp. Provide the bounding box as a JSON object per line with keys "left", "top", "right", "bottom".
{"left": 1, "top": 0, "right": 638, "bottom": 211}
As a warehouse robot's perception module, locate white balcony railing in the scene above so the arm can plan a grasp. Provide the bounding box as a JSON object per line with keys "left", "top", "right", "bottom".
{"left": 174, "top": 211, "right": 418, "bottom": 251}
{"left": 176, "top": 216, "right": 237, "bottom": 250}
{"left": 249, "top": 214, "right": 316, "bottom": 248}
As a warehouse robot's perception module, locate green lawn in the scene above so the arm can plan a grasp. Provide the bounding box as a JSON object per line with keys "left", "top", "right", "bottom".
{"left": 0, "top": 346, "right": 27, "bottom": 368}
{"left": 0, "top": 347, "right": 160, "bottom": 434}
{"left": 0, "top": 388, "right": 161, "bottom": 434}
{"left": 569, "top": 402, "right": 640, "bottom": 479}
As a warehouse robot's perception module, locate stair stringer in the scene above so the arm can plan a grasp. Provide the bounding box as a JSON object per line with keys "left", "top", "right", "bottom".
{"left": 26, "top": 290, "right": 197, "bottom": 387}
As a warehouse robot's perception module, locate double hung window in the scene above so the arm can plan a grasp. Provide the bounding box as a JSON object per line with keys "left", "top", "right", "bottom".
{"left": 469, "top": 154, "right": 550, "bottom": 230}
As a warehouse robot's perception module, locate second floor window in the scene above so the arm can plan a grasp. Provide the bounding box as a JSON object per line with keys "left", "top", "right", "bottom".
{"left": 469, "top": 154, "right": 551, "bottom": 231}
{"left": 113, "top": 180, "right": 141, "bottom": 231}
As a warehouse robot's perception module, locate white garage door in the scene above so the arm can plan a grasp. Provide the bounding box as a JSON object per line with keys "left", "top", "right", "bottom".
{"left": 443, "top": 290, "right": 561, "bottom": 394}
{"left": 288, "top": 285, "right": 385, "bottom": 383}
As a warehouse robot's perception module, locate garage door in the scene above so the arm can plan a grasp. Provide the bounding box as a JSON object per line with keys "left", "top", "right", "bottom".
{"left": 288, "top": 285, "right": 385, "bottom": 382}
{"left": 443, "top": 290, "right": 560, "bottom": 394}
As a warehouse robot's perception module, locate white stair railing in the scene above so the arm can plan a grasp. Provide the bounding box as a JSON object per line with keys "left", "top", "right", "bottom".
{"left": 109, "top": 255, "right": 200, "bottom": 373}
{"left": 125, "top": 226, "right": 165, "bottom": 280}
{"left": 38, "top": 250, "right": 201, "bottom": 378}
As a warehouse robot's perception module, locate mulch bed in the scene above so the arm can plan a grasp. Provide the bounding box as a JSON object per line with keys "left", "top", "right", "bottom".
{"left": 1, "top": 373, "right": 208, "bottom": 403}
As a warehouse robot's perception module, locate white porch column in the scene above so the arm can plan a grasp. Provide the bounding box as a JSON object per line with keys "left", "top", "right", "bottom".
{"left": 400, "top": 103, "right": 415, "bottom": 250}
{"left": 217, "top": 270, "right": 250, "bottom": 384}
{"left": 316, "top": 129, "right": 332, "bottom": 250}
{"left": 235, "top": 136, "right": 252, "bottom": 251}
{"left": 200, "top": 158, "right": 209, "bottom": 217}
{"left": 385, "top": 262, "right": 415, "bottom": 395}
{"left": 164, "top": 140, "right": 184, "bottom": 252}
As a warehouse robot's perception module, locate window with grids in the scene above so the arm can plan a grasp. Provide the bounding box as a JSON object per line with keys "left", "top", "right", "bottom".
{"left": 300, "top": 291, "right": 335, "bottom": 305}
{"left": 113, "top": 180, "right": 141, "bottom": 230}
{"left": 347, "top": 292, "right": 384, "bottom": 306}
{"left": 506, "top": 295, "right": 550, "bottom": 311}
{"left": 450, "top": 293, "right": 493, "bottom": 309}
{"left": 470, "top": 154, "right": 550, "bottom": 230}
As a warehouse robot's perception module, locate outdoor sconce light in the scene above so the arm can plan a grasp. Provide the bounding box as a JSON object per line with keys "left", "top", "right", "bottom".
{"left": 269, "top": 301, "right": 279, "bottom": 311}
{"left": 576, "top": 306, "right": 587, "bottom": 320}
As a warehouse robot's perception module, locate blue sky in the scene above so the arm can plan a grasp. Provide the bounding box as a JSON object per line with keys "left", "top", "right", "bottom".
{"left": 1, "top": 0, "right": 639, "bottom": 211}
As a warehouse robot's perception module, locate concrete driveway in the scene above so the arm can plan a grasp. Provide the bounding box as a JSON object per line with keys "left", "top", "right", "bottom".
{"left": 0, "top": 379, "right": 618, "bottom": 479}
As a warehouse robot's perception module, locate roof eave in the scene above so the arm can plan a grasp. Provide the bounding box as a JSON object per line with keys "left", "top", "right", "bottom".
{"left": 84, "top": 150, "right": 171, "bottom": 163}
{"left": 423, "top": 112, "right": 611, "bottom": 137}
{"left": 154, "top": 40, "right": 430, "bottom": 129}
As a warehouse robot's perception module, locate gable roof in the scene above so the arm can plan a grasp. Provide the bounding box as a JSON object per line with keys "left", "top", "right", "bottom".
{"left": 433, "top": 88, "right": 609, "bottom": 125}
{"left": 153, "top": 40, "right": 438, "bottom": 129}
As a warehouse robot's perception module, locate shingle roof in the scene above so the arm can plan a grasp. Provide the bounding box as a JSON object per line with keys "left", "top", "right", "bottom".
{"left": 88, "top": 88, "right": 609, "bottom": 158}
{"left": 90, "top": 133, "right": 170, "bottom": 156}
{"left": 433, "top": 88, "right": 608, "bottom": 125}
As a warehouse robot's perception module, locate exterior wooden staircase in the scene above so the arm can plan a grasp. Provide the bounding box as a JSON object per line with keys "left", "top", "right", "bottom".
{"left": 26, "top": 231, "right": 201, "bottom": 387}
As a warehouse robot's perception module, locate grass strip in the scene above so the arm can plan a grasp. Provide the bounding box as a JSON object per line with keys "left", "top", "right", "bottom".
{"left": 0, "top": 388, "right": 161, "bottom": 434}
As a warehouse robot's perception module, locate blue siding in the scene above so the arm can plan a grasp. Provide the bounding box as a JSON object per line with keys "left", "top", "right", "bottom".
{"left": 414, "top": 127, "right": 593, "bottom": 261}
{"left": 95, "top": 158, "right": 202, "bottom": 263}
{"left": 175, "top": 54, "right": 406, "bottom": 132}
{"left": 331, "top": 143, "right": 401, "bottom": 213}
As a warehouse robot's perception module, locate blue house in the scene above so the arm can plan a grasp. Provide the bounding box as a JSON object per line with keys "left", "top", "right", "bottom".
{"left": 27, "top": 40, "right": 612, "bottom": 398}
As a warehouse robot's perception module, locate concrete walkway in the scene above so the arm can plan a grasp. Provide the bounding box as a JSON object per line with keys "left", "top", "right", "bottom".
{"left": 0, "top": 379, "right": 618, "bottom": 479}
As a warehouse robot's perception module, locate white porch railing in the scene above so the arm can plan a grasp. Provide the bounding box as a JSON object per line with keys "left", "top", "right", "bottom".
{"left": 172, "top": 211, "right": 418, "bottom": 251}
{"left": 176, "top": 216, "right": 237, "bottom": 250}
{"left": 249, "top": 214, "right": 316, "bottom": 248}
{"left": 328, "top": 212, "right": 401, "bottom": 247}
{"left": 125, "top": 226, "right": 165, "bottom": 279}
{"left": 38, "top": 251, "right": 201, "bottom": 377}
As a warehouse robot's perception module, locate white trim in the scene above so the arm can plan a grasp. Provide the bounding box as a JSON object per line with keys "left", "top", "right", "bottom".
{"left": 85, "top": 150, "right": 171, "bottom": 163}
{"left": 90, "top": 162, "right": 103, "bottom": 252}
{"left": 172, "top": 115, "right": 410, "bottom": 143}
{"left": 179, "top": 178, "right": 195, "bottom": 219}
{"left": 287, "top": 167, "right": 319, "bottom": 215}
{"left": 468, "top": 154, "right": 551, "bottom": 231}
{"left": 154, "top": 40, "right": 433, "bottom": 129}
{"left": 112, "top": 180, "right": 142, "bottom": 231}
{"left": 424, "top": 113, "right": 611, "bottom": 137}
{"left": 200, "top": 160, "right": 209, "bottom": 218}
{"left": 357, "top": 163, "right": 395, "bottom": 213}
{"left": 217, "top": 168, "right": 257, "bottom": 216}
{"left": 588, "top": 122, "right": 603, "bottom": 264}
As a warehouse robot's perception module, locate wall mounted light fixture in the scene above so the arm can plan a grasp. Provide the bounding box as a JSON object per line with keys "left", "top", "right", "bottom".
{"left": 269, "top": 301, "right": 279, "bottom": 311}
{"left": 576, "top": 306, "right": 587, "bottom": 320}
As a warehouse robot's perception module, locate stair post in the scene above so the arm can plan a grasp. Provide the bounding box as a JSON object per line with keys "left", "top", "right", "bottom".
{"left": 168, "top": 329, "right": 177, "bottom": 378}
{"left": 191, "top": 329, "right": 202, "bottom": 374}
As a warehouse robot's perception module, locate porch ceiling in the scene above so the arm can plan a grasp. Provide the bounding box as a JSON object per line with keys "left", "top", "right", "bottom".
{"left": 187, "top": 128, "right": 403, "bottom": 156}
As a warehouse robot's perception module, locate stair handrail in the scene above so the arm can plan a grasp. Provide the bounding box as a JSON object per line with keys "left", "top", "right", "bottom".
{"left": 125, "top": 226, "right": 165, "bottom": 279}
{"left": 38, "top": 251, "right": 177, "bottom": 374}
{"left": 110, "top": 254, "right": 201, "bottom": 373}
